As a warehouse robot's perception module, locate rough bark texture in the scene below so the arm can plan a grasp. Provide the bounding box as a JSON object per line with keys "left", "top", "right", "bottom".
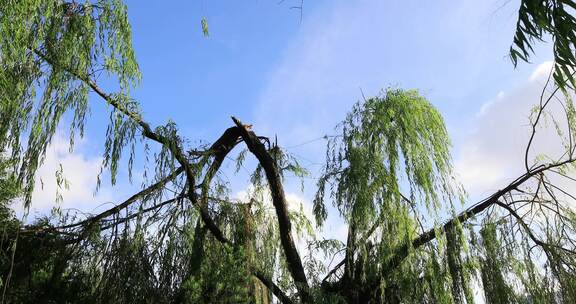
{"left": 191, "top": 124, "right": 293, "bottom": 304}
{"left": 232, "top": 117, "right": 311, "bottom": 303}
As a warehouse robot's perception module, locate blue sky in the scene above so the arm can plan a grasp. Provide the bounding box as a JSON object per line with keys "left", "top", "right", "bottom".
{"left": 120, "top": 0, "right": 547, "bottom": 141}
{"left": 26, "top": 0, "right": 560, "bottom": 240}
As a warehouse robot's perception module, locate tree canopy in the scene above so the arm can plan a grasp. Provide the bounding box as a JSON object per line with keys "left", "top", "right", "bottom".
{"left": 1, "top": 1, "right": 576, "bottom": 303}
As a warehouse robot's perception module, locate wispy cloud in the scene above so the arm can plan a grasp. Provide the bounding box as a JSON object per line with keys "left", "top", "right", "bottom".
{"left": 251, "top": 0, "right": 549, "bottom": 242}
{"left": 254, "top": 0, "right": 537, "bottom": 186}
{"left": 454, "top": 61, "right": 567, "bottom": 200}
{"left": 17, "top": 133, "right": 116, "bottom": 218}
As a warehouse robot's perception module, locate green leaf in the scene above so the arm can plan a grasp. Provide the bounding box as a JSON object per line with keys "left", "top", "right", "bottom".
{"left": 201, "top": 17, "right": 209, "bottom": 37}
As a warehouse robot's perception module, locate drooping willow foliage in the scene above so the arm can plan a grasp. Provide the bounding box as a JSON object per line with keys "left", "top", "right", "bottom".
{"left": 0, "top": 0, "right": 141, "bottom": 206}
{"left": 511, "top": 0, "right": 576, "bottom": 89}
{"left": 314, "top": 88, "right": 576, "bottom": 303}
{"left": 0, "top": 156, "right": 18, "bottom": 205}
{"left": 0, "top": 1, "right": 576, "bottom": 304}
{"left": 313, "top": 89, "right": 464, "bottom": 301}
{"left": 315, "top": 89, "right": 462, "bottom": 225}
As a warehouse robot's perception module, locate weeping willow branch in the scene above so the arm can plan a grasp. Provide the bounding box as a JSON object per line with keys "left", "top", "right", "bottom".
{"left": 495, "top": 200, "right": 576, "bottom": 256}
{"left": 29, "top": 52, "right": 296, "bottom": 303}
{"left": 254, "top": 270, "right": 295, "bottom": 304}
{"left": 356, "top": 157, "right": 576, "bottom": 293}
{"left": 33, "top": 49, "right": 193, "bottom": 174}
{"left": 98, "top": 194, "right": 186, "bottom": 232}
{"left": 33, "top": 167, "right": 183, "bottom": 233}
{"left": 321, "top": 193, "right": 414, "bottom": 287}
{"left": 317, "top": 149, "right": 576, "bottom": 293}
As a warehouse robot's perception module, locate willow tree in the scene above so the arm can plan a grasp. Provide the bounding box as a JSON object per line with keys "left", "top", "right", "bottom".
{"left": 1, "top": 1, "right": 576, "bottom": 304}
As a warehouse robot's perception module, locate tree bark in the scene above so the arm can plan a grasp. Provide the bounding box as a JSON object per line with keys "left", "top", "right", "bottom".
{"left": 232, "top": 117, "right": 312, "bottom": 303}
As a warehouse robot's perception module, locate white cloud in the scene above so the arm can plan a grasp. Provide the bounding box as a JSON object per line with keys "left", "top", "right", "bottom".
{"left": 455, "top": 144, "right": 508, "bottom": 196}
{"left": 529, "top": 61, "right": 554, "bottom": 82}
{"left": 254, "top": 0, "right": 530, "bottom": 147}
{"left": 477, "top": 91, "right": 505, "bottom": 117}
{"left": 250, "top": 0, "right": 535, "bottom": 249}
{"left": 20, "top": 133, "right": 115, "bottom": 217}
{"left": 252, "top": 0, "right": 541, "bottom": 213}
{"left": 234, "top": 184, "right": 319, "bottom": 261}
{"left": 235, "top": 185, "right": 314, "bottom": 230}
{"left": 455, "top": 61, "right": 568, "bottom": 200}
